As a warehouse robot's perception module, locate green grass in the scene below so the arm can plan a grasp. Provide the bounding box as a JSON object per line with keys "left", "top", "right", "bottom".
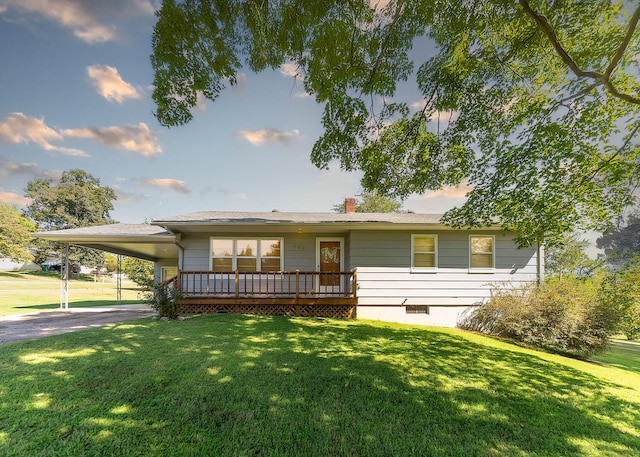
{"left": 592, "top": 339, "right": 640, "bottom": 374}
{"left": 0, "top": 271, "right": 144, "bottom": 316}
{"left": 1, "top": 315, "right": 639, "bottom": 456}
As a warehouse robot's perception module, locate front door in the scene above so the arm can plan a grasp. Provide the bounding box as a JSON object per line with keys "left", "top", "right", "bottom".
{"left": 317, "top": 238, "right": 343, "bottom": 290}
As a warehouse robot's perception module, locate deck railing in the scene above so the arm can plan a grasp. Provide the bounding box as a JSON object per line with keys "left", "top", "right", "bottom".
{"left": 177, "top": 270, "right": 357, "bottom": 299}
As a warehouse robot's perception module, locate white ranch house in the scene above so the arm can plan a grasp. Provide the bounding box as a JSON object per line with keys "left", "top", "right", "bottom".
{"left": 37, "top": 203, "right": 542, "bottom": 327}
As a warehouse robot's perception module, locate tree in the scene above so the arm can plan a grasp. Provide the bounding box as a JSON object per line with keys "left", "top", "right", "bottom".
{"left": 332, "top": 190, "right": 403, "bottom": 213}
{"left": 122, "top": 257, "right": 154, "bottom": 288}
{"left": 0, "top": 204, "right": 36, "bottom": 262}
{"left": 597, "top": 212, "right": 640, "bottom": 267}
{"left": 152, "top": 0, "right": 640, "bottom": 247}
{"left": 599, "top": 257, "right": 640, "bottom": 340}
{"left": 104, "top": 254, "right": 118, "bottom": 273}
{"left": 24, "top": 169, "right": 117, "bottom": 267}
{"left": 544, "top": 234, "right": 602, "bottom": 279}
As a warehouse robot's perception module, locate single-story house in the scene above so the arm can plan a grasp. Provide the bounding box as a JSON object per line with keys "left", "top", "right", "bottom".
{"left": 36, "top": 200, "right": 542, "bottom": 327}
{"left": 0, "top": 258, "right": 39, "bottom": 272}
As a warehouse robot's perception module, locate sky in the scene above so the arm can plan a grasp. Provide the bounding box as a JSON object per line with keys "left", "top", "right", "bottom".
{"left": 0, "top": 0, "right": 470, "bottom": 224}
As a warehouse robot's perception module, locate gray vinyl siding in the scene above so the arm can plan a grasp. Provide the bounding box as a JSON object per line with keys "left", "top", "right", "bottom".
{"left": 350, "top": 230, "right": 538, "bottom": 308}
{"left": 176, "top": 229, "right": 538, "bottom": 309}
{"left": 153, "top": 258, "right": 180, "bottom": 281}
{"left": 180, "top": 234, "right": 210, "bottom": 270}
{"left": 178, "top": 232, "right": 349, "bottom": 272}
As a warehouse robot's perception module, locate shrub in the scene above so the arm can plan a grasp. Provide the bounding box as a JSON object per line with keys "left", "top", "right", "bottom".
{"left": 599, "top": 258, "right": 640, "bottom": 340}
{"left": 459, "top": 277, "right": 620, "bottom": 357}
{"left": 622, "top": 304, "right": 640, "bottom": 340}
{"left": 143, "top": 281, "right": 182, "bottom": 319}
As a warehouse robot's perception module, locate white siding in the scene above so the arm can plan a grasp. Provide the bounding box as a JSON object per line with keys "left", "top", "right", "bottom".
{"left": 357, "top": 305, "right": 476, "bottom": 327}
{"left": 351, "top": 230, "right": 538, "bottom": 327}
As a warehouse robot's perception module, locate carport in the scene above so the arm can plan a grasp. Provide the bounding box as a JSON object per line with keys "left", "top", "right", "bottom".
{"left": 35, "top": 224, "right": 180, "bottom": 309}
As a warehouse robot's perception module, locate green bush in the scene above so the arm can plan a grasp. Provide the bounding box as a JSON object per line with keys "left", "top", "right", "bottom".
{"left": 599, "top": 258, "right": 640, "bottom": 340}
{"left": 458, "top": 277, "right": 620, "bottom": 357}
{"left": 144, "top": 281, "right": 182, "bottom": 319}
{"left": 622, "top": 304, "right": 640, "bottom": 340}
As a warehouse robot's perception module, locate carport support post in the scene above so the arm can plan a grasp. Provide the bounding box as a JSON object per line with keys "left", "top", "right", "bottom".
{"left": 116, "top": 254, "right": 122, "bottom": 305}
{"left": 60, "top": 243, "right": 69, "bottom": 310}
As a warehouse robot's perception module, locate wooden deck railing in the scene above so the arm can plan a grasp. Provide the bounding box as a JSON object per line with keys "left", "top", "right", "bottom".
{"left": 177, "top": 270, "right": 357, "bottom": 299}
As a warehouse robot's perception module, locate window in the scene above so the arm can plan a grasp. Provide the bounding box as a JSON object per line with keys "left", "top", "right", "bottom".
{"left": 211, "top": 238, "right": 283, "bottom": 272}
{"left": 470, "top": 235, "right": 494, "bottom": 270}
{"left": 412, "top": 235, "right": 437, "bottom": 270}
{"left": 211, "top": 239, "right": 234, "bottom": 271}
{"left": 161, "top": 266, "right": 178, "bottom": 282}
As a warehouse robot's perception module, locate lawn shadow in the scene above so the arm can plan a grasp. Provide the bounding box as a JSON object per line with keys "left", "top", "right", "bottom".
{"left": 1, "top": 314, "right": 638, "bottom": 456}
{"left": 0, "top": 271, "right": 29, "bottom": 279}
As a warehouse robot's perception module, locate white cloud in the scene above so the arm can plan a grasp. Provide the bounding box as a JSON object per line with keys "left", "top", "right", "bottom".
{"left": 112, "top": 185, "right": 137, "bottom": 203}
{"left": 237, "top": 128, "right": 300, "bottom": 146}
{"left": 234, "top": 72, "right": 248, "bottom": 89}
{"left": 410, "top": 101, "right": 459, "bottom": 123}
{"left": 0, "top": 112, "right": 62, "bottom": 147}
{"left": 194, "top": 91, "right": 208, "bottom": 112}
{"left": 0, "top": 112, "right": 89, "bottom": 157}
{"left": 0, "top": 161, "right": 39, "bottom": 179}
{"left": 141, "top": 178, "right": 190, "bottom": 194}
{"left": 370, "top": 0, "right": 392, "bottom": 11}
{"left": 0, "top": 191, "right": 31, "bottom": 206}
{"left": 43, "top": 170, "right": 64, "bottom": 182}
{"left": 87, "top": 64, "right": 141, "bottom": 103}
{"left": 222, "top": 72, "right": 248, "bottom": 92}
{"left": 280, "top": 62, "right": 303, "bottom": 80}
{"left": 62, "top": 123, "right": 162, "bottom": 157}
{"left": 0, "top": 0, "right": 155, "bottom": 43}
{"left": 423, "top": 183, "right": 473, "bottom": 199}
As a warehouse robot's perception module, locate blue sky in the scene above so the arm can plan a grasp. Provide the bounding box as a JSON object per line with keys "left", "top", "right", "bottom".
{"left": 0, "top": 0, "right": 469, "bottom": 224}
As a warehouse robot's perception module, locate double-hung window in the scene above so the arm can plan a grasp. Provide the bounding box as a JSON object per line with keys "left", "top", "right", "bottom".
{"left": 469, "top": 235, "right": 494, "bottom": 270}
{"left": 211, "top": 238, "right": 283, "bottom": 272}
{"left": 412, "top": 235, "right": 438, "bottom": 271}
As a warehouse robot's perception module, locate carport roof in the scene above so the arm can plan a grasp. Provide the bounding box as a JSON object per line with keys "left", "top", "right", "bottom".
{"left": 35, "top": 223, "right": 178, "bottom": 261}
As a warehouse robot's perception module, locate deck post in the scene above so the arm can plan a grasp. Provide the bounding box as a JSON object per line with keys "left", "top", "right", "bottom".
{"left": 235, "top": 270, "right": 239, "bottom": 298}
{"left": 352, "top": 269, "right": 357, "bottom": 299}
{"left": 295, "top": 269, "right": 300, "bottom": 316}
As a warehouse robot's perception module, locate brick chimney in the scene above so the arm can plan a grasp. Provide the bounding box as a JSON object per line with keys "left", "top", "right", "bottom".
{"left": 345, "top": 197, "right": 356, "bottom": 213}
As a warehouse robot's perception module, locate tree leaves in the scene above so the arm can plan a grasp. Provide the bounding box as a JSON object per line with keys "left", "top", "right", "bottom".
{"left": 24, "top": 169, "right": 117, "bottom": 267}
{"left": 0, "top": 204, "right": 36, "bottom": 262}
{"left": 151, "top": 0, "right": 640, "bottom": 246}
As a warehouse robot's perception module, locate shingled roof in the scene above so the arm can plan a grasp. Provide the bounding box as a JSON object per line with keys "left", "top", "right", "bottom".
{"left": 152, "top": 211, "right": 446, "bottom": 226}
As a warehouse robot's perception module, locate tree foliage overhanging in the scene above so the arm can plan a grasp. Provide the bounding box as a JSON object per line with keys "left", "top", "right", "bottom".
{"left": 151, "top": 0, "right": 640, "bottom": 246}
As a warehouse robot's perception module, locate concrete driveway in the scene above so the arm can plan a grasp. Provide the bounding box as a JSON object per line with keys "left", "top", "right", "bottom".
{"left": 0, "top": 304, "right": 155, "bottom": 345}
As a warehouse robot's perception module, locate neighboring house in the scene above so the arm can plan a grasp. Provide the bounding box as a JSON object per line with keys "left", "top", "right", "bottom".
{"left": 0, "top": 258, "right": 39, "bottom": 272}
{"left": 36, "top": 202, "right": 542, "bottom": 327}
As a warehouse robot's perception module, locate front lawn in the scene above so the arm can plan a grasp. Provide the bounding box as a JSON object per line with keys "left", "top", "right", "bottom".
{"left": 1, "top": 315, "right": 638, "bottom": 456}
{"left": 0, "top": 271, "right": 144, "bottom": 316}
{"left": 592, "top": 338, "right": 640, "bottom": 374}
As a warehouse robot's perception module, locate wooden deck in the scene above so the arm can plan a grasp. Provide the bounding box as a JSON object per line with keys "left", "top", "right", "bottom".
{"left": 174, "top": 270, "right": 357, "bottom": 318}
